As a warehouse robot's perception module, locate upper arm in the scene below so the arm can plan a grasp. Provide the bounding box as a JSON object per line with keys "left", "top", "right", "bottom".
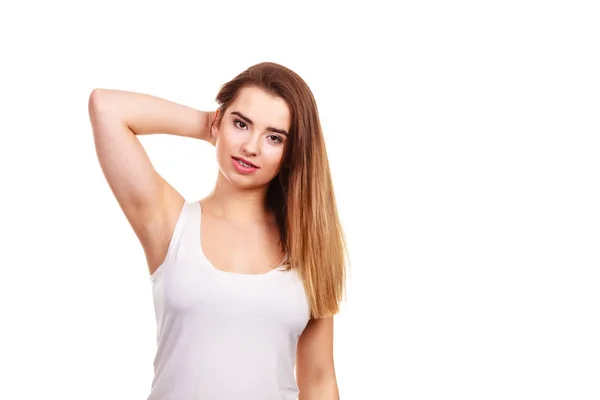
{"left": 88, "top": 89, "right": 183, "bottom": 271}
{"left": 296, "top": 316, "right": 337, "bottom": 389}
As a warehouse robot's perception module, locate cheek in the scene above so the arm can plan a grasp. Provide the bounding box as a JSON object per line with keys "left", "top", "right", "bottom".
{"left": 215, "top": 134, "right": 234, "bottom": 165}
{"left": 216, "top": 127, "right": 244, "bottom": 155}
{"left": 218, "top": 126, "right": 239, "bottom": 146}
{"left": 261, "top": 146, "right": 285, "bottom": 172}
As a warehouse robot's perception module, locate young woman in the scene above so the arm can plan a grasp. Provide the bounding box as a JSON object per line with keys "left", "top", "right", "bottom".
{"left": 88, "top": 62, "right": 347, "bottom": 399}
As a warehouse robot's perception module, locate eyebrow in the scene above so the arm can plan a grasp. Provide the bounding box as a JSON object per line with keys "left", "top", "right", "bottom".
{"left": 230, "top": 111, "right": 289, "bottom": 136}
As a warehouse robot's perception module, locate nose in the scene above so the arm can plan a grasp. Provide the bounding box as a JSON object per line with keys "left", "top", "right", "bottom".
{"left": 241, "top": 132, "right": 260, "bottom": 156}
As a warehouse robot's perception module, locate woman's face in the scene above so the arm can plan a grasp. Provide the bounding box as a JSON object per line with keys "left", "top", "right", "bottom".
{"left": 212, "top": 85, "right": 291, "bottom": 190}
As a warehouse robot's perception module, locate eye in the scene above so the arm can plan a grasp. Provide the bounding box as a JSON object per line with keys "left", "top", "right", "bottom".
{"left": 233, "top": 119, "right": 247, "bottom": 129}
{"left": 268, "top": 134, "right": 283, "bottom": 143}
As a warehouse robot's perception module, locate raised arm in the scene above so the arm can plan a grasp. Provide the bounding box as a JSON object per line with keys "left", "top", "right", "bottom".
{"left": 88, "top": 88, "right": 214, "bottom": 273}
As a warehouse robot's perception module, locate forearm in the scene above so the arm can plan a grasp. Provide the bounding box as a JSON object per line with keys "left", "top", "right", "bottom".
{"left": 89, "top": 88, "right": 212, "bottom": 140}
{"left": 298, "top": 378, "right": 340, "bottom": 400}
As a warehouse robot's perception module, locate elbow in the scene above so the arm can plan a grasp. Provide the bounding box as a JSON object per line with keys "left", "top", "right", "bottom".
{"left": 88, "top": 88, "right": 123, "bottom": 135}
{"left": 298, "top": 368, "right": 337, "bottom": 390}
{"left": 88, "top": 88, "right": 110, "bottom": 116}
{"left": 88, "top": 88, "right": 118, "bottom": 117}
{"left": 298, "top": 374, "right": 339, "bottom": 399}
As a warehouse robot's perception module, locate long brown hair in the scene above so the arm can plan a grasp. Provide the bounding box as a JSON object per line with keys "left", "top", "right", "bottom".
{"left": 212, "top": 62, "right": 348, "bottom": 318}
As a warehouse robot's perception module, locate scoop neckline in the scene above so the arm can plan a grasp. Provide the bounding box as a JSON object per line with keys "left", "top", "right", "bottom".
{"left": 196, "top": 200, "right": 287, "bottom": 278}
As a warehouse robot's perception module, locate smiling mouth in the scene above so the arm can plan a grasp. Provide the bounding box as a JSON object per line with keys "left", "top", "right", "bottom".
{"left": 232, "top": 157, "right": 258, "bottom": 168}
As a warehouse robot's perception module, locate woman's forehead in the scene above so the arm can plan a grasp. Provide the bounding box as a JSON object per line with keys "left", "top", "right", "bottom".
{"left": 229, "top": 86, "right": 291, "bottom": 131}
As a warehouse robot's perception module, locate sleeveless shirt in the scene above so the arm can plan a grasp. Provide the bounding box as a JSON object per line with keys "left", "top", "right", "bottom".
{"left": 147, "top": 201, "right": 310, "bottom": 400}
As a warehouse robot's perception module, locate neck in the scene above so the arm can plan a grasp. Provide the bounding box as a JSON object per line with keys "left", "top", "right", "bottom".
{"left": 205, "top": 172, "right": 271, "bottom": 224}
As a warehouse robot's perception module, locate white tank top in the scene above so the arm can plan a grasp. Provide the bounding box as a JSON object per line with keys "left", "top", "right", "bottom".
{"left": 147, "top": 201, "right": 310, "bottom": 400}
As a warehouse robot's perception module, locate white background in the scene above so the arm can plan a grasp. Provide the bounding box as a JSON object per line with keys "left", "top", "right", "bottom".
{"left": 1, "top": 1, "right": 598, "bottom": 399}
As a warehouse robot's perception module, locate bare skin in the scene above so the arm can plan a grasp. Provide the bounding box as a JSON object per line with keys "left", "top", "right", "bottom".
{"left": 88, "top": 85, "right": 339, "bottom": 398}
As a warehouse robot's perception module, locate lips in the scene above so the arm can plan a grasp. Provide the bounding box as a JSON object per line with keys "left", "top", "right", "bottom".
{"left": 232, "top": 156, "right": 259, "bottom": 168}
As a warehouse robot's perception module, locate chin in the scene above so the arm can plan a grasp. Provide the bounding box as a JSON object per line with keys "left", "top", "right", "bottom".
{"left": 219, "top": 168, "right": 266, "bottom": 190}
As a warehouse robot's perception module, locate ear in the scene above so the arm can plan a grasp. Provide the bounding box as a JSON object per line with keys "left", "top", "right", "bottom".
{"left": 210, "top": 109, "right": 221, "bottom": 141}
